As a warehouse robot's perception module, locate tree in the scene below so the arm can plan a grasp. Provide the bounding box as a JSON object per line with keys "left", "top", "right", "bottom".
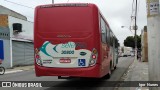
{"left": 124, "top": 35, "right": 141, "bottom": 49}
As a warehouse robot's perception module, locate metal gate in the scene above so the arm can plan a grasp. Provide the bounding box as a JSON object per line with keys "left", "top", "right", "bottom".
{"left": 12, "top": 40, "right": 34, "bottom": 66}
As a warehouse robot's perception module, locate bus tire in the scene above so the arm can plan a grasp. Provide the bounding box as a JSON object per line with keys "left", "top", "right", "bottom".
{"left": 114, "top": 66, "right": 117, "bottom": 70}
{"left": 0, "top": 66, "right": 5, "bottom": 75}
{"left": 103, "top": 72, "right": 111, "bottom": 79}
{"left": 105, "top": 71, "right": 111, "bottom": 79}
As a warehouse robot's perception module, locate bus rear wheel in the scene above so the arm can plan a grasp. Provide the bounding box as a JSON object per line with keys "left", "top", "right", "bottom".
{"left": 105, "top": 71, "right": 111, "bottom": 79}
{"left": 114, "top": 66, "right": 117, "bottom": 70}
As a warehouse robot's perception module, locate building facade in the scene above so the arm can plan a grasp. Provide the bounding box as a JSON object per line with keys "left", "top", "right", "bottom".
{"left": 0, "top": 6, "right": 34, "bottom": 68}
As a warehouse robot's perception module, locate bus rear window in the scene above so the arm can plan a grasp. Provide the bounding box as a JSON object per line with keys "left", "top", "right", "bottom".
{"left": 37, "top": 7, "right": 94, "bottom": 32}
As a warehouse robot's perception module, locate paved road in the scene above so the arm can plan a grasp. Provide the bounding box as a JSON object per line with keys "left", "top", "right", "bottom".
{"left": 0, "top": 57, "right": 134, "bottom": 90}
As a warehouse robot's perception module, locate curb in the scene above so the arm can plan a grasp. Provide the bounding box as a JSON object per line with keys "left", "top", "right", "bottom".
{"left": 114, "top": 58, "right": 135, "bottom": 89}
{"left": 5, "top": 65, "right": 34, "bottom": 74}
{"left": 119, "top": 58, "right": 135, "bottom": 81}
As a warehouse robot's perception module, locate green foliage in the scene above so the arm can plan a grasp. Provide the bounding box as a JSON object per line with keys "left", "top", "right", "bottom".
{"left": 124, "top": 35, "right": 141, "bottom": 49}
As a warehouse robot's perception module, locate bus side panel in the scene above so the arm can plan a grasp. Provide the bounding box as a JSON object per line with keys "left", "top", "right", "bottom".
{"left": 100, "top": 43, "right": 111, "bottom": 77}
{"left": 98, "top": 13, "right": 112, "bottom": 77}
{"left": 91, "top": 5, "right": 107, "bottom": 78}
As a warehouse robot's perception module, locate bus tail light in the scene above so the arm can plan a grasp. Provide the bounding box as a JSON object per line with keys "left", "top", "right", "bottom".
{"left": 35, "top": 54, "right": 42, "bottom": 66}
{"left": 89, "top": 48, "right": 98, "bottom": 66}
{"left": 92, "top": 55, "right": 96, "bottom": 59}
{"left": 36, "top": 55, "right": 40, "bottom": 59}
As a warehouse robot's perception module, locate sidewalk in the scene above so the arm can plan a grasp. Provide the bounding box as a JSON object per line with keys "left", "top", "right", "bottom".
{"left": 5, "top": 65, "right": 34, "bottom": 74}
{"left": 116, "top": 59, "right": 149, "bottom": 90}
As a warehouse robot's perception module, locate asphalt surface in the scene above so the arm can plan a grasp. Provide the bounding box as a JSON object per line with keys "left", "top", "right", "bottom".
{"left": 0, "top": 57, "right": 134, "bottom": 90}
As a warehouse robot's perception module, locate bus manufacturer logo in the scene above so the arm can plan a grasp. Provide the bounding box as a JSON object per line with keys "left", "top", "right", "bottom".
{"left": 80, "top": 52, "right": 86, "bottom": 56}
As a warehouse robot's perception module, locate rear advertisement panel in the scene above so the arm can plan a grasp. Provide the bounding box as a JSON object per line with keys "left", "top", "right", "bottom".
{"left": 35, "top": 41, "right": 98, "bottom": 68}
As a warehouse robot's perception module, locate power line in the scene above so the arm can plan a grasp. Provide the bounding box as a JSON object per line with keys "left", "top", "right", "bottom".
{"left": 4, "top": 0, "right": 34, "bottom": 9}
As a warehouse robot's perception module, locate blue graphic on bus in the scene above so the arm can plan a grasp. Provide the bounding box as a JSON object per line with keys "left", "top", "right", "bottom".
{"left": 78, "top": 59, "right": 85, "bottom": 66}
{"left": 0, "top": 40, "right": 4, "bottom": 60}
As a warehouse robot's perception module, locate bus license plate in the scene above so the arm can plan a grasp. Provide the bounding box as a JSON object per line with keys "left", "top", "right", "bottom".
{"left": 59, "top": 59, "right": 71, "bottom": 63}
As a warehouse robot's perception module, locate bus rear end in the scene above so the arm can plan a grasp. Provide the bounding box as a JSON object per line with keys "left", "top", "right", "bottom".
{"left": 34, "top": 3, "right": 102, "bottom": 78}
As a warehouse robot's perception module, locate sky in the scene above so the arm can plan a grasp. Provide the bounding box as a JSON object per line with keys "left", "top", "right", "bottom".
{"left": 0, "top": 0, "right": 147, "bottom": 46}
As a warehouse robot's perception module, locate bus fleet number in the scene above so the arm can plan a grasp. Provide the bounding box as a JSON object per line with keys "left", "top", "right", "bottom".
{"left": 61, "top": 50, "right": 74, "bottom": 54}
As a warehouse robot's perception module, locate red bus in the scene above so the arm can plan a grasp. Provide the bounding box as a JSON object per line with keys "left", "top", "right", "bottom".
{"left": 34, "top": 3, "right": 119, "bottom": 78}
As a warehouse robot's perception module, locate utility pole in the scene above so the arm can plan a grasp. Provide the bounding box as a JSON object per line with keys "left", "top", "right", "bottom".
{"left": 146, "top": 0, "right": 160, "bottom": 90}
{"left": 134, "top": 0, "right": 138, "bottom": 61}
{"left": 52, "top": 0, "right": 54, "bottom": 4}
{"left": 122, "top": 0, "right": 138, "bottom": 60}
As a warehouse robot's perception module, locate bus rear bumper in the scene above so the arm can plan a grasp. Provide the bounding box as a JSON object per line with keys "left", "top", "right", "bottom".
{"left": 35, "top": 64, "right": 101, "bottom": 78}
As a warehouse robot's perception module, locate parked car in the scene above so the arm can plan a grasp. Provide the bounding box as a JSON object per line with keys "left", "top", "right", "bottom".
{"left": 118, "top": 52, "right": 123, "bottom": 57}
{"left": 131, "top": 53, "right": 134, "bottom": 57}
{"left": 123, "top": 53, "right": 128, "bottom": 57}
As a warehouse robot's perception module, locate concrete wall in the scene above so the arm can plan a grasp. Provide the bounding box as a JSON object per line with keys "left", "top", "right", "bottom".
{"left": 0, "top": 39, "right": 11, "bottom": 68}
{"left": 147, "top": 0, "right": 160, "bottom": 90}
{"left": 0, "top": 15, "right": 33, "bottom": 68}
{"left": 0, "top": 5, "right": 27, "bottom": 20}
{"left": 0, "top": 27, "right": 11, "bottom": 68}
{"left": 141, "top": 26, "right": 148, "bottom": 62}
{"left": 0, "top": 15, "right": 11, "bottom": 68}
{"left": 148, "top": 15, "right": 160, "bottom": 90}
